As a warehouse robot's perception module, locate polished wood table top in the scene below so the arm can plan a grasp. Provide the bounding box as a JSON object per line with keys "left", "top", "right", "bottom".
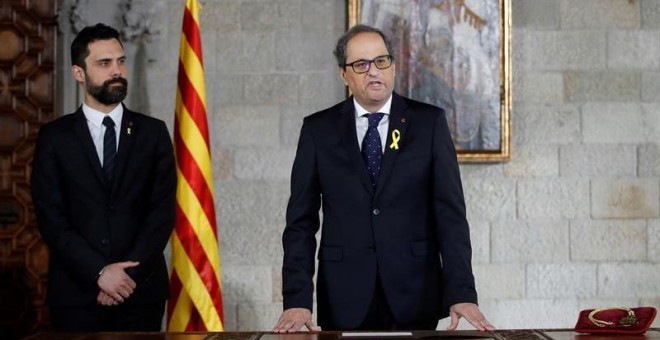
{"left": 23, "top": 329, "right": 660, "bottom": 340}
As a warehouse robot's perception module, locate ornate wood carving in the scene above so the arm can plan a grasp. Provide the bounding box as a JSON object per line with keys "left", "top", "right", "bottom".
{"left": 0, "top": 0, "right": 57, "bottom": 337}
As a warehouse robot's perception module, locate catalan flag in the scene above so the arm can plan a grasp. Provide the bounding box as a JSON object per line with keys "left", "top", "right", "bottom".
{"left": 168, "top": 0, "right": 224, "bottom": 331}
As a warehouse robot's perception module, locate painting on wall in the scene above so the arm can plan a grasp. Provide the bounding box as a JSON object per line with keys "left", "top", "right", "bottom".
{"left": 348, "top": 0, "right": 511, "bottom": 162}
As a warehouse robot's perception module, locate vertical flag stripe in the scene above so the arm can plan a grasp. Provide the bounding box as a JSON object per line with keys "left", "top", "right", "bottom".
{"left": 174, "top": 117, "right": 215, "bottom": 218}
{"left": 169, "top": 0, "right": 224, "bottom": 332}
{"left": 178, "top": 32, "right": 208, "bottom": 142}
{"left": 174, "top": 204, "right": 221, "bottom": 300}
{"left": 168, "top": 272, "right": 191, "bottom": 330}
{"left": 174, "top": 92, "right": 214, "bottom": 193}
{"left": 181, "top": 7, "right": 203, "bottom": 63}
{"left": 171, "top": 236, "right": 222, "bottom": 329}
{"left": 177, "top": 62, "right": 209, "bottom": 150}
{"left": 175, "top": 167, "right": 220, "bottom": 275}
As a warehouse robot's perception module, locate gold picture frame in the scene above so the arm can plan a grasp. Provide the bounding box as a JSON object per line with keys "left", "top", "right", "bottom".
{"left": 348, "top": 0, "right": 511, "bottom": 162}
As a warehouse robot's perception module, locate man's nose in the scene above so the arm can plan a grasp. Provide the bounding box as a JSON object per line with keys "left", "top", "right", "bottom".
{"left": 366, "top": 62, "right": 380, "bottom": 76}
{"left": 110, "top": 62, "right": 122, "bottom": 77}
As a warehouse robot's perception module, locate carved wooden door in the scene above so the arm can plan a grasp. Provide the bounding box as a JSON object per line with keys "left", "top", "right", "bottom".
{"left": 0, "top": 0, "right": 57, "bottom": 338}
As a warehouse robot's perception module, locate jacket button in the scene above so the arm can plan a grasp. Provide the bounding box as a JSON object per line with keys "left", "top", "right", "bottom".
{"left": 101, "top": 238, "right": 110, "bottom": 246}
{"left": 108, "top": 205, "right": 116, "bottom": 211}
{"left": 372, "top": 209, "right": 380, "bottom": 215}
{"left": 367, "top": 246, "right": 375, "bottom": 252}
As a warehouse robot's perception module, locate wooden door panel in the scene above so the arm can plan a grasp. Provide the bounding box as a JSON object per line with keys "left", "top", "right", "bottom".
{"left": 0, "top": 0, "right": 57, "bottom": 338}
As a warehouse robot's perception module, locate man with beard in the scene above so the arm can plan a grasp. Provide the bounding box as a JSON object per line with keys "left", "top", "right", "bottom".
{"left": 31, "top": 23, "right": 176, "bottom": 331}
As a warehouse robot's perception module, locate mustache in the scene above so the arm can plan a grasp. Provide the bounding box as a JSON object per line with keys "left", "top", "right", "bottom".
{"left": 103, "top": 77, "right": 127, "bottom": 87}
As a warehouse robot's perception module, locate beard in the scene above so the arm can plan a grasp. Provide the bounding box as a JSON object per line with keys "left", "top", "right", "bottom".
{"left": 86, "top": 76, "right": 128, "bottom": 105}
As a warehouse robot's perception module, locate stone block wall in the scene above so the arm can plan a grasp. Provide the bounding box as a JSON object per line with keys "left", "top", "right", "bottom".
{"left": 83, "top": 0, "right": 660, "bottom": 330}
{"left": 467, "top": 0, "right": 660, "bottom": 330}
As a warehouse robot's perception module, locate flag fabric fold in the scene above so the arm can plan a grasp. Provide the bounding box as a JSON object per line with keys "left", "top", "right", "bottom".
{"left": 168, "top": 0, "right": 224, "bottom": 331}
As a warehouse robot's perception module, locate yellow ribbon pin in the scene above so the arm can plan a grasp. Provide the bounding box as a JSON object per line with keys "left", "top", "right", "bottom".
{"left": 389, "top": 129, "right": 400, "bottom": 150}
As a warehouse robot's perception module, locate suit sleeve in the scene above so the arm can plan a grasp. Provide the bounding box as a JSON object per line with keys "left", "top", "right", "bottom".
{"left": 431, "top": 109, "right": 478, "bottom": 308}
{"left": 281, "top": 119, "right": 321, "bottom": 311}
{"left": 31, "top": 125, "right": 107, "bottom": 287}
{"left": 124, "top": 120, "right": 176, "bottom": 280}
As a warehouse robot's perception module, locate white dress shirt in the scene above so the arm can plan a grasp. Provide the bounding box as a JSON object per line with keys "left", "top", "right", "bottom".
{"left": 354, "top": 95, "right": 392, "bottom": 153}
{"left": 82, "top": 103, "right": 123, "bottom": 166}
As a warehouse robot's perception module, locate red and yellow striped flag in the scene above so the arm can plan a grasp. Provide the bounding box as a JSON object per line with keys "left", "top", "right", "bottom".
{"left": 168, "top": 0, "right": 224, "bottom": 331}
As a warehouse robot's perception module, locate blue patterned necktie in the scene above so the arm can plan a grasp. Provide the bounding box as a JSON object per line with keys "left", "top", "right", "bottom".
{"left": 102, "top": 116, "right": 116, "bottom": 183}
{"left": 362, "top": 112, "right": 385, "bottom": 188}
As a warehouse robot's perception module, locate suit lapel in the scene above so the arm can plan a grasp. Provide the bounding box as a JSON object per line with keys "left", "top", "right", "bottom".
{"left": 375, "top": 93, "right": 409, "bottom": 198}
{"left": 71, "top": 108, "right": 106, "bottom": 187}
{"left": 337, "top": 97, "right": 374, "bottom": 194}
{"left": 110, "top": 106, "right": 135, "bottom": 196}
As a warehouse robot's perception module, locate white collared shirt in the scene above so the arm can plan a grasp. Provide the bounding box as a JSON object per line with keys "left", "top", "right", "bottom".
{"left": 82, "top": 103, "right": 123, "bottom": 166}
{"left": 354, "top": 95, "right": 392, "bottom": 153}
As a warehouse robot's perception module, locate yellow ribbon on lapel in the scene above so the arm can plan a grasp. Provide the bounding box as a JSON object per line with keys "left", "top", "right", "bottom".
{"left": 389, "top": 129, "right": 400, "bottom": 150}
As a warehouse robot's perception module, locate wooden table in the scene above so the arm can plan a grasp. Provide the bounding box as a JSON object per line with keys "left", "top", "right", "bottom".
{"left": 22, "top": 329, "right": 660, "bottom": 340}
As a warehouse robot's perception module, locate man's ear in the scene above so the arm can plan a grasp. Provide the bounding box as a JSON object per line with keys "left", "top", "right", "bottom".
{"left": 72, "top": 65, "right": 85, "bottom": 83}
{"left": 338, "top": 68, "right": 347, "bottom": 85}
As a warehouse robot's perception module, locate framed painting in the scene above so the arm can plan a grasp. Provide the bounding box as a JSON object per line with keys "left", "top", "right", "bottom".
{"left": 348, "top": 0, "right": 511, "bottom": 162}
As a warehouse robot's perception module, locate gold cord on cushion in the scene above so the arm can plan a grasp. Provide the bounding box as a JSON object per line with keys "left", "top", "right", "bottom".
{"left": 588, "top": 307, "right": 638, "bottom": 327}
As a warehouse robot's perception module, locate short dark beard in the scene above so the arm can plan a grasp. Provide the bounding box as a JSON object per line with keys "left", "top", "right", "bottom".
{"left": 86, "top": 76, "right": 128, "bottom": 105}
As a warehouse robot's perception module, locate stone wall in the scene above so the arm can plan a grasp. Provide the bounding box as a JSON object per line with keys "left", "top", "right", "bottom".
{"left": 466, "top": 0, "right": 660, "bottom": 329}
{"left": 60, "top": 0, "right": 660, "bottom": 330}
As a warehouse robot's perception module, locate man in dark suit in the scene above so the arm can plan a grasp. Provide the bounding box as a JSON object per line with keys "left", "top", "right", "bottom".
{"left": 273, "top": 25, "right": 494, "bottom": 332}
{"left": 31, "top": 23, "right": 176, "bottom": 331}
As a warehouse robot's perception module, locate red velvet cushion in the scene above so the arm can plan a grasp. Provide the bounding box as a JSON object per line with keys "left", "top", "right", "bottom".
{"left": 575, "top": 307, "right": 656, "bottom": 335}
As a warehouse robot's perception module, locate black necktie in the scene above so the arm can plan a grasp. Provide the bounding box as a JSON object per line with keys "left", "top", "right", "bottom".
{"left": 102, "top": 116, "right": 116, "bottom": 182}
{"left": 362, "top": 112, "right": 385, "bottom": 188}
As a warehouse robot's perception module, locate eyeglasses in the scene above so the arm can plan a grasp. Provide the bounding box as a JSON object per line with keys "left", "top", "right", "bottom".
{"left": 344, "top": 55, "right": 393, "bottom": 74}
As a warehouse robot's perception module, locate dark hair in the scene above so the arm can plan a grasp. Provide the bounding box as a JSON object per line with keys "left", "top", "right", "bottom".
{"left": 71, "top": 23, "right": 123, "bottom": 69}
{"left": 333, "top": 24, "right": 394, "bottom": 67}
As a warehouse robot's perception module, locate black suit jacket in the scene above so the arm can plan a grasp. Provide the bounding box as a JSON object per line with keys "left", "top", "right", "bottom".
{"left": 31, "top": 106, "right": 176, "bottom": 307}
{"left": 282, "top": 92, "right": 477, "bottom": 329}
